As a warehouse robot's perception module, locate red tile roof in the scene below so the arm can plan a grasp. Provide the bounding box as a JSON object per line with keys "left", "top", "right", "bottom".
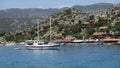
{"left": 92, "top": 32, "right": 106, "bottom": 36}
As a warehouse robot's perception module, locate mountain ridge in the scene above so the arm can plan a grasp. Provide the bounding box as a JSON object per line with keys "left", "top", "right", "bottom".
{"left": 0, "top": 3, "right": 113, "bottom": 18}
{"left": 1, "top": 3, "right": 120, "bottom": 42}
{"left": 72, "top": 3, "right": 113, "bottom": 12}
{"left": 0, "top": 3, "right": 118, "bottom": 32}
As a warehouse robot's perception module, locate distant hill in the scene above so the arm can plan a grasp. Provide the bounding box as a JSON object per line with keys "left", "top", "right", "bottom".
{"left": 0, "top": 3, "right": 115, "bottom": 32}
{"left": 72, "top": 3, "right": 113, "bottom": 12}
{"left": 0, "top": 18, "right": 39, "bottom": 32}
{"left": 0, "top": 3, "right": 113, "bottom": 18}
{"left": 0, "top": 8, "right": 61, "bottom": 18}
{"left": 0, "top": 8, "right": 61, "bottom": 32}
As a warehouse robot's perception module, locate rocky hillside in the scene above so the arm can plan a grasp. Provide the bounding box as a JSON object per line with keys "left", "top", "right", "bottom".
{"left": 2, "top": 3, "right": 120, "bottom": 42}
{"left": 0, "top": 3, "right": 113, "bottom": 32}
{"left": 3, "top": 8, "right": 86, "bottom": 42}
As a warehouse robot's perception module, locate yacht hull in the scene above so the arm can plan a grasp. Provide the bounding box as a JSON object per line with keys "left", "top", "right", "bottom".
{"left": 26, "top": 45, "right": 60, "bottom": 50}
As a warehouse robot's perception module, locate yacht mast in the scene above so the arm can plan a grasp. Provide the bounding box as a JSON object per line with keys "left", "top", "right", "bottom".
{"left": 37, "top": 22, "right": 39, "bottom": 40}
{"left": 50, "top": 16, "right": 52, "bottom": 42}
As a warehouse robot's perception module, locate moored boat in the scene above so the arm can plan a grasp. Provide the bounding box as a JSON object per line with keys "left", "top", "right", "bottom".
{"left": 25, "top": 16, "right": 60, "bottom": 49}
{"left": 25, "top": 40, "right": 60, "bottom": 50}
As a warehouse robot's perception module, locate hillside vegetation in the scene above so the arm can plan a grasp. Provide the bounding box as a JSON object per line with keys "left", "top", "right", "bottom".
{"left": 1, "top": 3, "right": 120, "bottom": 42}
{"left": 0, "top": 3, "right": 113, "bottom": 32}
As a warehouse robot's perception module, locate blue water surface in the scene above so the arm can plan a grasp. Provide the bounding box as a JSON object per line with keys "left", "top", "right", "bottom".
{"left": 0, "top": 44, "right": 120, "bottom": 68}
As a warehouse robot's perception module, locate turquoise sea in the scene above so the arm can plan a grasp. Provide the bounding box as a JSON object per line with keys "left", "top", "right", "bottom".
{"left": 0, "top": 44, "right": 120, "bottom": 68}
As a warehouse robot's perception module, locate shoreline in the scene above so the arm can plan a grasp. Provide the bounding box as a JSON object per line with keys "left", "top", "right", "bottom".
{"left": 0, "top": 39, "right": 120, "bottom": 46}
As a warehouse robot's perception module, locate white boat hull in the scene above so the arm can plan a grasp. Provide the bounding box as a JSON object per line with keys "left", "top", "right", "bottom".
{"left": 26, "top": 45, "right": 60, "bottom": 50}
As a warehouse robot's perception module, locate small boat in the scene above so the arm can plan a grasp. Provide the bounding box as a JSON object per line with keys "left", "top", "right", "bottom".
{"left": 14, "top": 47, "right": 21, "bottom": 50}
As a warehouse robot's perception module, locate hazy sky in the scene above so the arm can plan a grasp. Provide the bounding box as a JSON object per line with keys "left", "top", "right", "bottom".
{"left": 0, "top": 0, "right": 120, "bottom": 9}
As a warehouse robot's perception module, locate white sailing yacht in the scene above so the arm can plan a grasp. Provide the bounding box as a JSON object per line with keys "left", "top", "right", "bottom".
{"left": 25, "top": 17, "right": 60, "bottom": 49}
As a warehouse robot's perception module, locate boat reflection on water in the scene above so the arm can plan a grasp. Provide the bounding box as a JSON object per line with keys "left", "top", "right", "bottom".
{"left": 31, "top": 48, "right": 61, "bottom": 60}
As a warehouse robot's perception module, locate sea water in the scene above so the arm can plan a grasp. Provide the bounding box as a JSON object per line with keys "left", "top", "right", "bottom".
{"left": 0, "top": 44, "right": 120, "bottom": 68}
